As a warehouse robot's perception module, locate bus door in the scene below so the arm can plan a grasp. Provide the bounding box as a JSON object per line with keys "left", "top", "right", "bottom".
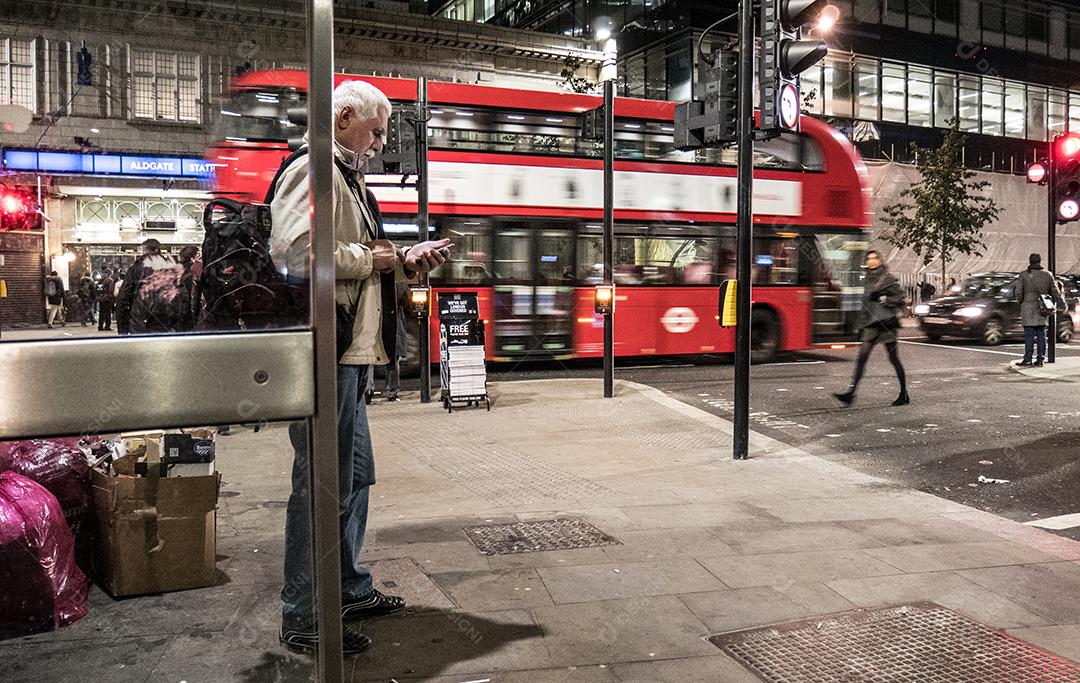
{"left": 492, "top": 221, "right": 576, "bottom": 358}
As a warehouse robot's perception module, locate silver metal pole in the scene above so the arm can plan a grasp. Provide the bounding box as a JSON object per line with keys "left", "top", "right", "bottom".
{"left": 603, "top": 78, "right": 614, "bottom": 398}
{"left": 306, "top": 0, "right": 344, "bottom": 676}
{"left": 733, "top": 0, "right": 754, "bottom": 461}
{"left": 418, "top": 77, "right": 432, "bottom": 401}
{"left": 1048, "top": 136, "right": 1057, "bottom": 364}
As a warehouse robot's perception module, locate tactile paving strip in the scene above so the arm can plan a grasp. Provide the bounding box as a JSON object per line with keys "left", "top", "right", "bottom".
{"left": 710, "top": 602, "right": 1080, "bottom": 683}
{"left": 463, "top": 518, "right": 620, "bottom": 556}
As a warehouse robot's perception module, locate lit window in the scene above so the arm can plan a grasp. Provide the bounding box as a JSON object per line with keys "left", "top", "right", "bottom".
{"left": 853, "top": 58, "right": 878, "bottom": 120}
{"left": 130, "top": 48, "right": 201, "bottom": 123}
{"left": 958, "top": 76, "right": 980, "bottom": 132}
{"left": 881, "top": 63, "right": 906, "bottom": 123}
{"left": 981, "top": 78, "right": 1003, "bottom": 136}
{"left": 1004, "top": 83, "right": 1025, "bottom": 138}
{"left": 0, "top": 37, "right": 36, "bottom": 112}
{"left": 907, "top": 66, "right": 932, "bottom": 127}
{"left": 1026, "top": 86, "right": 1047, "bottom": 141}
{"left": 933, "top": 72, "right": 956, "bottom": 127}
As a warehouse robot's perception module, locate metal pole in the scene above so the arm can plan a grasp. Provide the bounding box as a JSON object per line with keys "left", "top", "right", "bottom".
{"left": 306, "top": 0, "right": 344, "bottom": 677}
{"left": 1048, "top": 135, "right": 1057, "bottom": 364}
{"left": 603, "top": 78, "right": 615, "bottom": 398}
{"left": 417, "top": 77, "right": 432, "bottom": 400}
{"left": 733, "top": 0, "right": 754, "bottom": 461}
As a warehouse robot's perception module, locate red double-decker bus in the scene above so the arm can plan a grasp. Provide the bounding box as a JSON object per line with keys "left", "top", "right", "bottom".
{"left": 209, "top": 70, "right": 870, "bottom": 365}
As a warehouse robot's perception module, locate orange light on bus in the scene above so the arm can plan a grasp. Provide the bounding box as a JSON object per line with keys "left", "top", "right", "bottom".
{"left": 830, "top": 344, "right": 847, "bottom": 350}
{"left": 577, "top": 317, "right": 596, "bottom": 324}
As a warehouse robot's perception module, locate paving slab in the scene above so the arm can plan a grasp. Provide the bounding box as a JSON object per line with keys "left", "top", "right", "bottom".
{"left": 1, "top": 636, "right": 174, "bottom": 683}
{"left": 841, "top": 515, "right": 1008, "bottom": 547}
{"left": 369, "top": 558, "right": 458, "bottom": 613}
{"left": 678, "top": 586, "right": 821, "bottom": 633}
{"left": 611, "top": 654, "right": 762, "bottom": 682}
{"left": 708, "top": 520, "right": 877, "bottom": 555}
{"left": 531, "top": 596, "right": 719, "bottom": 667}
{"left": 1007, "top": 625, "right": 1080, "bottom": 665}
{"left": 347, "top": 609, "right": 549, "bottom": 680}
{"left": 864, "top": 540, "right": 1062, "bottom": 572}
{"left": 431, "top": 568, "right": 555, "bottom": 610}
{"left": 597, "top": 528, "right": 737, "bottom": 562}
{"left": 537, "top": 559, "right": 728, "bottom": 604}
{"left": 958, "top": 562, "right": 1080, "bottom": 624}
{"left": 696, "top": 549, "right": 903, "bottom": 589}
{"left": 828, "top": 570, "right": 1054, "bottom": 629}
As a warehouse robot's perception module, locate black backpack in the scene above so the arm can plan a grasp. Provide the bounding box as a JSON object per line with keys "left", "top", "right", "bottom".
{"left": 198, "top": 150, "right": 309, "bottom": 330}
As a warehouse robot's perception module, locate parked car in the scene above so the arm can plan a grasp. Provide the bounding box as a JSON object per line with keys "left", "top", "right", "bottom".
{"left": 1060, "top": 274, "right": 1080, "bottom": 333}
{"left": 914, "top": 272, "right": 1076, "bottom": 345}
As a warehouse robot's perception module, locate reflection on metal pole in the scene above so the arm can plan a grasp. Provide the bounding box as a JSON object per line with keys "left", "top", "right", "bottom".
{"left": 1048, "top": 136, "right": 1057, "bottom": 364}
{"left": 306, "top": 0, "right": 345, "bottom": 677}
{"left": 603, "top": 77, "right": 614, "bottom": 399}
{"left": 733, "top": 0, "right": 754, "bottom": 460}
{"left": 417, "top": 77, "right": 433, "bottom": 399}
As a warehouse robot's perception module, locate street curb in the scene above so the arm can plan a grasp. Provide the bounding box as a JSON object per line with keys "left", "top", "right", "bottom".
{"left": 1006, "top": 357, "right": 1080, "bottom": 383}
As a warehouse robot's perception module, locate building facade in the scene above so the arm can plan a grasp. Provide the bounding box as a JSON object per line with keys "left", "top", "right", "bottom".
{"left": 432, "top": 0, "right": 1080, "bottom": 172}
{"left": 0, "top": 0, "right": 600, "bottom": 325}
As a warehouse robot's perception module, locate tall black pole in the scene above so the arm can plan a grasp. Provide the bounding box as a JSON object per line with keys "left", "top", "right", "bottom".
{"left": 603, "top": 77, "right": 615, "bottom": 398}
{"left": 1048, "top": 135, "right": 1057, "bottom": 364}
{"left": 733, "top": 0, "right": 754, "bottom": 460}
{"left": 417, "top": 77, "right": 432, "bottom": 400}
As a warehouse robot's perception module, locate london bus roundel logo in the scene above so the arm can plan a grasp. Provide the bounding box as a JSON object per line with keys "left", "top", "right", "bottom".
{"left": 661, "top": 307, "right": 699, "bottom": 334}
{"left": 779, "top": 83, "right": 800, "bottom": 130}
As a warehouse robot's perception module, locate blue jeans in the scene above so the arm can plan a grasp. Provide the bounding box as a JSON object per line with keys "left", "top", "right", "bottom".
{"left": 1023, "top": 325, "right": 1047, "bottom": 363}
{"left": 282, "top": 364, "right": 376, "bottom": 628}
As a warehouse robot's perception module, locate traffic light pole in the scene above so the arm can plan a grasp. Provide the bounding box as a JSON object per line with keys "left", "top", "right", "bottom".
{"left": 417, "top": 77, "right": 433, "bottom": 400}
{"left": 733, "top": 0, "right": 754, "bottom": 460}
{"left": 1048, "top": 136, "right": 1057, "bottom": 364}
{"left": 603, "top": 78, "right": 615, "bottom": 399}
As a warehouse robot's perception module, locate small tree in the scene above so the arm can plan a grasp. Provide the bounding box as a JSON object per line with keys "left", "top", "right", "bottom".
{"left": 880, "top": 120, "right": 1001, "bottom": 283}
{"left": 560, "top": 56, "right": 598, "bottom": 94}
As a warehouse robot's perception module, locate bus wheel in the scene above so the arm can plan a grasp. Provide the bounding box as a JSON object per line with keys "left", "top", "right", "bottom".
{"left": 750, "top": 308, "right": 781, "bottom": 364}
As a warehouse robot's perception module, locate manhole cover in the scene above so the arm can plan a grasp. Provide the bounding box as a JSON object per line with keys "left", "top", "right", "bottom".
{"left": 711, "top": 602, "right": 1080, "bottom": 682}
{"left": 463, "top": 518, "right": 619, "bottom": 556}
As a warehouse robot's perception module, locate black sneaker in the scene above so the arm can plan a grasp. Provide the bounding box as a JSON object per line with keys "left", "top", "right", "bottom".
{"left": 279, "top": 623, "right": 371, "bottom": 655}
{"left": 833, "top": 391, "right": 854, "bottom": 407}
{"left": 342, "top": 589, "right": 406, "bottom": 620}
{"left": 1018, "top": 360, "right": 1033, "bottom": 367}
{"left": 891, "top": 391, "right": 910, "bottom": 406}
{"left": 1035, "top": 361, "right": 1045, "bottom": 367}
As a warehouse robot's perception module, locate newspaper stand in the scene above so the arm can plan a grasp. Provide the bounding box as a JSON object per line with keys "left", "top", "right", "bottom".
{"left": 438, "top": 291, "right": 490, "bottom": 412}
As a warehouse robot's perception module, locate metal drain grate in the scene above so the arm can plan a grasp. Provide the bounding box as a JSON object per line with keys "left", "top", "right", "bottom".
{"left": 711, "top": 602, "right": 1080, "bottom": 682}
{"left": 463, "top": 518, "right": 620, "bottom": 556}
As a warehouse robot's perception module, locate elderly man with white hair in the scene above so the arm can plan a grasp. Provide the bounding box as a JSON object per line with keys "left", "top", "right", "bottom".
{"left": 270, "top": 79, "right": 451, "bottom": 655}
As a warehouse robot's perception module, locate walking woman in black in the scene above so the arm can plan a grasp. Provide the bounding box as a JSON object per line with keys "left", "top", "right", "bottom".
{"left": 834, "top": 250, "right": 910, "bottom": 407}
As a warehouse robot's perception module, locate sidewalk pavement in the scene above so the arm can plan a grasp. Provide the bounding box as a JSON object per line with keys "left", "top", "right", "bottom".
{"left": 1010, "top": 356, "right": 1080, "bottom": 382}
{"left": 5, "top": 378, "right": 1080, "bottom": 681}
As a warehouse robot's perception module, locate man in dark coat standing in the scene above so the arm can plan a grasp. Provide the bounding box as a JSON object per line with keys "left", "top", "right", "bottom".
{"left": 834, "top": 250, "right": 909, "bottom": 406}
{"left": 1015, "top": 253, "right": 1066, "bottom": 367}
{"left": 97, "top": 268, "right": 115, "bottom": 331}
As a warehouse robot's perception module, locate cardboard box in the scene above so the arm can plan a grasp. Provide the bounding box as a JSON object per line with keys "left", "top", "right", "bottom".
{"left": 91, "top": 468, "right": 220, "bottom": 597}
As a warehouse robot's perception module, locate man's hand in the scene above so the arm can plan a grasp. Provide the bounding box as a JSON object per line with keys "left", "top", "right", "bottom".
{"left": 404, "top": 239, "right": 452, "bottom": 273}
{"left": 370, "top": 239, "right": 399, "bottom": 273}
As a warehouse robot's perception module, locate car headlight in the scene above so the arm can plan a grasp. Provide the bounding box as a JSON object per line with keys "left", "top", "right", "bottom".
{"left": 956, "top": 306, "right": 985, "bottom": 318}
{"left": 914, "top": 304, "right": 930, "bottom": 315}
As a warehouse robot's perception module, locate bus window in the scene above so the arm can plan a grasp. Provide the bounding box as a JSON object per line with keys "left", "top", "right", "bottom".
{"left": 215, "top": 87, "right": 304, "bottom": 143}
{"left": 752, "top": 235, "right": 799, "bottom": 284}
{"left": 431, "top": 218, "right": 492, "bottom": 285}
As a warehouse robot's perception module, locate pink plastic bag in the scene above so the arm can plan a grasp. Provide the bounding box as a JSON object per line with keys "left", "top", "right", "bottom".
{"left": 0, "top": 439, "right": 91, "bottom": 523}
{"left": 0, "top": 471, "right": 89, "bottom": 639}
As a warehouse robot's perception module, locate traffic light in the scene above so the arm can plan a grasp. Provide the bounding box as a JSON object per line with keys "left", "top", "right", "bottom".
{"left": 580, "top": 105, "right": 604, "bottom": 141}
{"left": 369, "top": 107, "right": 417, "bottom": 175}
{"left": 760, "top": 0, "right": 829, "bottom": 132}
{"left": 673, "top": 51, "right": 738, "bottom": 150}
{"left": 0, "top": 188, "right": 42, "bottom": 231}
{"left": 1054, "top": 133, "right": 1080, "bottom": 223}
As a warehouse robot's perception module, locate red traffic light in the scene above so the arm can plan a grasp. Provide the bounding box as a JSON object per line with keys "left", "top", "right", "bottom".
{"left": 1027, "top": 162, "right": 1047, "bottom": 184}
{"left": 0, "top": 188, "right": 40, "bottom": 230}
{"left": 1058, "top": 133, "right": 1080, "bottom": 158}
{"left": 1059, "top": 198, "right": 1080, "bottom": 221}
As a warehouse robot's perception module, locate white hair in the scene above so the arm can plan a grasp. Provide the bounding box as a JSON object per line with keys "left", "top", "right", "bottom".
{"left": 333, "top": 80, "right": 391, "bottom": 121}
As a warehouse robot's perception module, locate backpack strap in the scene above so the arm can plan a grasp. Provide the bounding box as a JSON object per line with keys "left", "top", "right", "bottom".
{"left": 264, "top": 146, "right": 310, "bottom": 205}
